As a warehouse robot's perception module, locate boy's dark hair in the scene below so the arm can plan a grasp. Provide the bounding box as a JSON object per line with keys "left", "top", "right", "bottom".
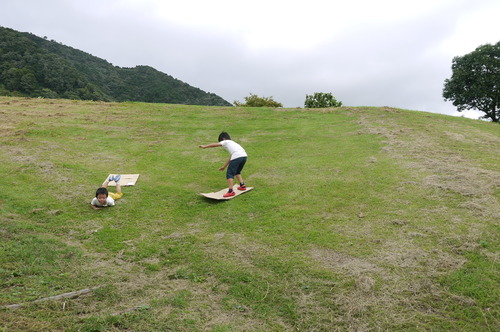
{"left": 96, "top": 187, "right": 108, "bottom": 197}
{"left": 218, "top": 131, "right": 231, "bottom": 142}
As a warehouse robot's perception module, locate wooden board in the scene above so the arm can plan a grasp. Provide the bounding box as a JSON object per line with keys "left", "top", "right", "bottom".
{"left": 104, "top": 174, "right": 140, "bottom": 186}
{"left": 200, "top": 185, "right": 254, "bottom": 200}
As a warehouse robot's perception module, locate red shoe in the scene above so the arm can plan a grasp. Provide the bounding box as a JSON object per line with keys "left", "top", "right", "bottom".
{"left": 237, "top": 185, "right": 247, "bottom": 191}
{"left": 223, "top": 191, "right": 236, "bottom": 197}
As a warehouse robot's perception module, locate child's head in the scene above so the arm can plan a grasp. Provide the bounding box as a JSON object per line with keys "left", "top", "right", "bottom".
{"left": 96, "top": 187, "right": 108, "bottom": 205}
{"left": 218, "top": 131, "right": 231, "bottom": 142}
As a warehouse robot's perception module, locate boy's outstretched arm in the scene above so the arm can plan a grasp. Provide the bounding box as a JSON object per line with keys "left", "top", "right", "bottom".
{"left": 219, "top": 157, "right": 230, "bottom": 171}
{"left": 91, "top": 204, "right": 102, "bottom": 210}
{"left": 199, "top": 143, "right": 222, "bottom": 149}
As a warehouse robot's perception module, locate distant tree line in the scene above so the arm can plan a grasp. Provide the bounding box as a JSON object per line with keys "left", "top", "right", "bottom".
{"left": 234, "top": 92, "right": 343, "bottom": 109}
{"left": 0, "top": 27, "right": 232, "bottom": 106}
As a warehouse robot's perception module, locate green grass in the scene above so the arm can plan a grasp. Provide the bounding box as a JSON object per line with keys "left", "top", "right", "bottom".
{"left": 0, "top": 97, "right": 498, "bottom": 331}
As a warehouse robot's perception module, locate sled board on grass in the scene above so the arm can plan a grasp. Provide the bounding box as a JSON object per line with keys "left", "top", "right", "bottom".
{"left": 200, "top": 185, "right": 254, "bottom": 200}
{"left": 104, "top": 174, "right": 140, "bottom": 186}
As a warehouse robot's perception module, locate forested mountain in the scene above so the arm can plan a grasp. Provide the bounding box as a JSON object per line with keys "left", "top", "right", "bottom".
{"left": 0, "top": 26, "right": 232, "bottom": 106}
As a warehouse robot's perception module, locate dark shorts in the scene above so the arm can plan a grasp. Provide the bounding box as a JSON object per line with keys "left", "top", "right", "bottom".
{"left": 226, "top": 157, "right": 247, "bottom": 179}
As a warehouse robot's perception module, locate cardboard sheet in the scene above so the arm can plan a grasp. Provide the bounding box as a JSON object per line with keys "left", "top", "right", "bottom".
{"left": 104, "top": 174, "right": 140, "bottom": 186}
{"left": 200, "top": 185, "right": 254, "bottom": 200}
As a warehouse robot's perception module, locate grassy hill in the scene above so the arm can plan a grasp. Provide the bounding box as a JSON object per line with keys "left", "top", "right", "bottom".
{"left": 0, "top": 26, "right": 232, "bottom": 106}
{"left": 0, "top": 96, "right": 498, "bottom": 331}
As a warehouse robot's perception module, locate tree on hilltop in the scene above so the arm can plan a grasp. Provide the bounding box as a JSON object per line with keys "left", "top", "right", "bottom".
{"left": 304, "top": 92, "right": 342, "bottom": 108}
{"left": 443, "top": 41, "right": 499, "bottom": 122}
{"left": 234, "top": 93, "right": 283, "bottom": 107}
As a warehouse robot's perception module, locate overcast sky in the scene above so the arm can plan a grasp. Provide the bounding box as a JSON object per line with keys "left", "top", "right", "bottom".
{"left": 1, "top": 0, "right": 499, "bottom": 118}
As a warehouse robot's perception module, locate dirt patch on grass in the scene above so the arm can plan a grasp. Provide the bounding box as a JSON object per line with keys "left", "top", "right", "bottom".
{"left": 3, "top": 146, "right": 71, "bottom": 183}
{"left": 308, "top": 247, "right": 402, "bottom": 327}
{"left": 354, "top": 109, "right": 500, "bottom": 217}
{"left": 308, "top": 244, "right": 469, "bottom": 328}
{"left": 200, "top": 232, "right": 272, "bottom": 270}
{"left": 308, "top": 108, "right": 499, "bottom": 326}
{"left": 51, "top": 240, "right": 287, "bottom": 330}
{"left": 310, "top": 248, "right": 381, "bottom": 276}
{"left": 61, "top": 230, "right": 291, "bottom": 329}
{"left": 330, "top": 109, "right": 500, "bottom": 327}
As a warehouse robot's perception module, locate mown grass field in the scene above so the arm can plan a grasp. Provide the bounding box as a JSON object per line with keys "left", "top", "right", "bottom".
{"left": 0, "top": 96, "right": 498, "bottom": 331}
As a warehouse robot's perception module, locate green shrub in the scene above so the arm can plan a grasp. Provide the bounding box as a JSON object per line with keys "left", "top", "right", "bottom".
{"left": 234, "top": 93, "right": 283, "bottom": 107}
{"left": 304, "top": 92, "right": 342, "bottom": 108}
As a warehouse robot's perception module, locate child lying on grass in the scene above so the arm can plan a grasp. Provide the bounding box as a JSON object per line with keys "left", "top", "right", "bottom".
{"left": 90, "top": 175, "right": 123, "bottom": 210}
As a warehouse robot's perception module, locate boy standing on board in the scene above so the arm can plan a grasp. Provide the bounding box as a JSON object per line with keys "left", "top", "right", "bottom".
{"left": 91, "top": 175, "right": 123, "bottom": 210}
{"left": 199, "top": 132, "right": 248, "bottom": 197}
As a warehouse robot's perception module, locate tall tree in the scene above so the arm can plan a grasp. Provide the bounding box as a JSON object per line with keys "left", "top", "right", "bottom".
{"left": 443, "top": 42, "right": 499, "bottom": 122}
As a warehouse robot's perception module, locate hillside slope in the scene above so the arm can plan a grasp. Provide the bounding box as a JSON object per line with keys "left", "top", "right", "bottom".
{"left": 0, "top": 97, "right": 498, "bottom": 331}
{"left": 0, "top": 26, "right": 231, "bottom": 106}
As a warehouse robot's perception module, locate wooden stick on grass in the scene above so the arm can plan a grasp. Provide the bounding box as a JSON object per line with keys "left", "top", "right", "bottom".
{"left": 3, "top": 286, "right": 101, "bottom": 310}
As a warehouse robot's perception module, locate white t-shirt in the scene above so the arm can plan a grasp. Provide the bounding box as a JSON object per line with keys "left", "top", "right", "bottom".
{"left": 91, "top": 196, "right": 115, "bottom": 207}
{"left": 220, "top": 140, "right": 247, "bottom": 160}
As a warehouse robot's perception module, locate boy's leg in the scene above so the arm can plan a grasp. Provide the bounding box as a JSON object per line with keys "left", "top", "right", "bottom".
{"left": 223, "top": 177, "right": 236, "bottom": 197}
{"left": 225, "top": 159, "right": 247, "bottom": 196}
{"left": 236, "top": 174, "right": 247, "bottom": 191}
{"left": 235, "top": 158, "right": 247, "bottom": 189}
{"left": 110, "top": 177, "right": 123, "bottom": 200}
{"left": 226, "top": 160, "right": 236, "bottom": 192}
{"left": 102, "top": 174, "right": 117, "bottom": 188}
